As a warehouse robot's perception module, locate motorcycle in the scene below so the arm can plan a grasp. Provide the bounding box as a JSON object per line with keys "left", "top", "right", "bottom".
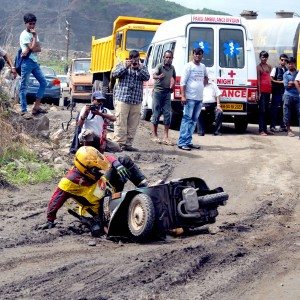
{"left": 68, "top": 177, "right": 229, "bottom": 241}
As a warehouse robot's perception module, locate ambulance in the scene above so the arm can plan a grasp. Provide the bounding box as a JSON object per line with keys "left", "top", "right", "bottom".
{"left": 142, "top": 14, "right": 258, "bottom": 132}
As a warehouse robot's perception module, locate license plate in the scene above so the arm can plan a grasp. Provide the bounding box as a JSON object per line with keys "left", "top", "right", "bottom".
{"left": 221, "top": 103, "right": 243, "bottom": 111}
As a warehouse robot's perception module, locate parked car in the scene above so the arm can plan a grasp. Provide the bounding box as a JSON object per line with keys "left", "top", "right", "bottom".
{"left": 57, "top": 74, "right": 68, "bottom": 93}
{"left": 13, "top": 66, "right": 61, "bottom": 106}
{"left": 57, "top": 74, "right": 70, "bottom": 106}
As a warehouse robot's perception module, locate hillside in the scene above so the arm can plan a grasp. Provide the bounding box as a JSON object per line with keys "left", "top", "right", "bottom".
{"left": 0, "top": 0, "right": 229, "bottom": 53}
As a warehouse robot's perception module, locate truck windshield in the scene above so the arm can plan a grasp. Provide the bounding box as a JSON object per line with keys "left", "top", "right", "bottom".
{"left": 126, "top": 30, "right": 155, "bottom": 52}
{"left": 73, "top": 60, "right": 91, "bottom": 73}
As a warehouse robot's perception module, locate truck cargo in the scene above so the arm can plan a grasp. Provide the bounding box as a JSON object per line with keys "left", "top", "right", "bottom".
{"left": 90, "top": 16, "right": 164, "bottom": 106}
{"left": 246, "top": 17, "right": 300, "bottom": 69}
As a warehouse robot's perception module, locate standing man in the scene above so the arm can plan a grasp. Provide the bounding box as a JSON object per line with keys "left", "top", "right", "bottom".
{"left": 19, "top": 13, "right": 47, "bottom": 117}
{"left": 0, "top": 47, "right": 17, "bottom": 77}
{"left": 151, "top": 50, "right": 176, "bottom": 145}
{"left": 282, "top": 57, "right": 299, "bottom": 137}
{"left": 77, "top": 91, "right": 121, "bottom": 153}
{"left": 197, "top": 75, "right": 223, "bottom": 136}
{"left": 177, "top": 47, "right": 208, "bottom": 151}
{"left": 270, "top": 54, "right": 288, "bottom": 132}
{"left": 257, "top": 51, "right": 273, "bottom": 136}
{"left": 112, "top": 50, "right": 150, "bottom": 152}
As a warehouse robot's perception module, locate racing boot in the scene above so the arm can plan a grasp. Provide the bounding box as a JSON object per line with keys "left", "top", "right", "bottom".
{"left": 39, "top": 220, "right": 56, "bottom": 230}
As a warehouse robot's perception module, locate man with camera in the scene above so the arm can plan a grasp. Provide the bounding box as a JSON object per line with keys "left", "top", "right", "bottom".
{"left": 112, "top": 49, "right": 150, "bottom": 151}
{"left": 77, "top": 91, "right": 121, "bottom": 153}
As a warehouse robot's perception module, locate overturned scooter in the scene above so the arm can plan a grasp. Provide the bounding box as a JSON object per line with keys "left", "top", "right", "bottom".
{"left": 68, "top": 177, "right": 229, "bottom": 241}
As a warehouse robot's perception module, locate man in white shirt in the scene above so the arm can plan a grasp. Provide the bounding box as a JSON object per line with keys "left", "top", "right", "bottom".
{"left": 78, "top": 91, "right": 121, "bottom": 153}
{"left": 197, "top": 77, "right": 223, "bottom": 136}
{"left": 177, "top": 47, "right": 208, "bottom": 151}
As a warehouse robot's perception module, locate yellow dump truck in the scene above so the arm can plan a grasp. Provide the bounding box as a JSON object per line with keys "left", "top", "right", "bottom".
{"left": 90, "top": 16, "right": 164, "bottom": 106}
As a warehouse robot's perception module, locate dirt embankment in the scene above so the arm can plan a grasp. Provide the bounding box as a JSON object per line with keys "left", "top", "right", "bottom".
{"left": 0, "top": 107, "right": 299, "bottom": 299}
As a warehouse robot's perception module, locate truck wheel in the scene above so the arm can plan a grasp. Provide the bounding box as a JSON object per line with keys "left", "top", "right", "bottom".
{"left": 128, "top": 193, "right": 155, "bottom": 241}
{"left": 93, "top": 80, "right": 101, "bottom": 92}
{"left": 234, "top": 117, "right": 248, "bottom": 133}
{"left": 140, "top": 106, "right": 152, "bottom": 121}
{"left": 170, "top": 112, "right": 182, "bottom": 130}
{"left": 63, "top": 96, "right": 69, "bottom": 107}
{"left": 93, "top": 80, "right": 108, "bottom": 94}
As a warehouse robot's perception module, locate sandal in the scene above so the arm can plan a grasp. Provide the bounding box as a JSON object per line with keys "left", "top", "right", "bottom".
{"left": 32, "top": 107, "right": 48, "bottom": 115}
{"left": 151, "top": 137, "right": 162, "bottom": 143}
{"left": 162, "top": 139, "right": 174, "bottom": 146}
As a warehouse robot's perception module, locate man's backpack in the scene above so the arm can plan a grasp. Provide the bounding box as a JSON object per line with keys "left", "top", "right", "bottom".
{"left": 14, "top": 48, "right": 31, "bottom": 76}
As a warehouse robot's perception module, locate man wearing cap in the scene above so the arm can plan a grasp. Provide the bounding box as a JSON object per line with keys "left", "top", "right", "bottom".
{"left": 77, "top": 91, "right": 121, "bottom": 153}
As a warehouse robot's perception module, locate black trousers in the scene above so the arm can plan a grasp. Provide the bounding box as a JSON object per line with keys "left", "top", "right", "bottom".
{"left": 197, "top": 103, "right": 223, "bottom": 134}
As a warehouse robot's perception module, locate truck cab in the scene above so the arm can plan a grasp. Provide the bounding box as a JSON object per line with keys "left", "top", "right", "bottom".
{"left": 90, "top": 16, "right": 164, "bottom": 108}
{"left": 68, "top": 58, "right": 93, "bottom": 103}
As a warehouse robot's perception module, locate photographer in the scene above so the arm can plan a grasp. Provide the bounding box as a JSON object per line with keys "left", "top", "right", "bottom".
{"left": 112, "top": 49, "right": 150, "bottom": 151}
{"left": 77, "top": 91, "right": 121, "bottom": 153}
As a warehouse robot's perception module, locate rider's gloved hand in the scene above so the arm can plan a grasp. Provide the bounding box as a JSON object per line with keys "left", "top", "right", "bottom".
{"left": 112, "top": 160, "right": 129, "bottom": 183}
{"left": 38, "top": 220, "right": 56, "bottom": 230}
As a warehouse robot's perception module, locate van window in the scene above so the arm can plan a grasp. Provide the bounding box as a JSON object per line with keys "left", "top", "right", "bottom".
{"left": 145, "top": 45, "right": 153, "bottom": 67}
{"left": 188, "top": 27, "right": 214, "bottom": 67}
{"left": 152, "top": 45, "right": 163, "bottom": 68}
{"left": 219, "top": 29, "right": 245, "bottom": 68}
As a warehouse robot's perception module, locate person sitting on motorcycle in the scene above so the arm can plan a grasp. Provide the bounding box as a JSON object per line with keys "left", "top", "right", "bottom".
{"left": 39, "top": 146, "right": 148, "bottom": 236}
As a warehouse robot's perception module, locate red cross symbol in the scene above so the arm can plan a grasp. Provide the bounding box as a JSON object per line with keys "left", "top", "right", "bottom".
{"left": 228, "top": 70, "right": 236, "bottom": 78}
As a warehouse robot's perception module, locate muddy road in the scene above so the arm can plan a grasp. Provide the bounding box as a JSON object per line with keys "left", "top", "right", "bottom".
{"left": 0, "top": 108, "right": 299, "bottom": 299}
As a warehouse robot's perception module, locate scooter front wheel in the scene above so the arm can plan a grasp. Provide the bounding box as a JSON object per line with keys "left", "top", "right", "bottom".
{"left": 127, "top": 193, "right": 155, "bottom": 241}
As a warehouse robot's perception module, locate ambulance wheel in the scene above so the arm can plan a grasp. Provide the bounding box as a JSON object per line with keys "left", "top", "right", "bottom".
{"left": 128, "top": 193, "right": 155, "bottom": 241}
{"left": 234, "top": 118, "right": 248, "bottom": 133}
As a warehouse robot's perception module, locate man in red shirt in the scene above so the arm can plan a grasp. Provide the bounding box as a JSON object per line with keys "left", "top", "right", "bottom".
{"left": 257, "top": 51, "right": 274, "bottom": 136}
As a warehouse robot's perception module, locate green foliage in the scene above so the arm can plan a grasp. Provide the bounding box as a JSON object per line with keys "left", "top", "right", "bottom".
{"left": 0, "top": 147, "right": 60, "bottom": 185}
{"left": 39, "top": 59, "right": 69, "bottom": 75}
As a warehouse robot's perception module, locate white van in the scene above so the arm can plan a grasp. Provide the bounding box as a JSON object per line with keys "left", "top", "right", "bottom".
{"left": 142, "top": 14, "right": 258, "bottom": 132}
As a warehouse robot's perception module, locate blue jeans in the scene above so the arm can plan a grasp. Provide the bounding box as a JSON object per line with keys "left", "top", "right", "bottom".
{"left": 19, "top": 58, "right": 47, "bottom": 112}
{"left": 178, "top": 100, "right": 202, "bottom": 147}
{"left": 283, "top": 94, "right": 300, "bottom": 127}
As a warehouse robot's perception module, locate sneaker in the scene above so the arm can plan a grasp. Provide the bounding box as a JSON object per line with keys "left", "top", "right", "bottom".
{"left": 270, "top": 127, "right": 278, "bottom": 133}
{"left": 187, "top": 144, "right": 201, "bottom": 149}
{"left": 178, "top": 145, "right": 191, "bottom": 151}
{"left": 287, "top": 131, "right": 295, "bottom": 137}
{"left": 279, "top": 127, "right": 288, "bottom": 132}
{"left": 266, "top": 130, "right": 274, "bottom": 135}
{"left": 214, "top": 132, "right": 222, "bottom": 136}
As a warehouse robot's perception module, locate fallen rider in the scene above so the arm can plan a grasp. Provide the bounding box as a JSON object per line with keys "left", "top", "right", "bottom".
{"left": 39, "top": 146, "right": 148, "bottom": 236}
